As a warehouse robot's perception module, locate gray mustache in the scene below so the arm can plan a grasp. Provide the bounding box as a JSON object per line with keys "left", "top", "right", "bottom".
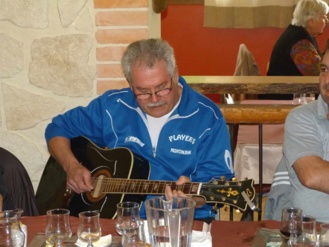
{"left": 147, "top": 101, "right": 165, "bottom": 107}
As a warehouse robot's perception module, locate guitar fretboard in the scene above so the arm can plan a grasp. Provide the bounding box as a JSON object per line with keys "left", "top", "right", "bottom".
{"left": 96, "top": 178, "right": 201, "bottom": 195}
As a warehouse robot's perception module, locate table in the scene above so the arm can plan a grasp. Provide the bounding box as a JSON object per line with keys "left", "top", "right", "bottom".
{"left": 21, "top": 216, "right": 280, "bottom": 247}
{"left": 185, "top": 75, "right": 319, "bottom": 95}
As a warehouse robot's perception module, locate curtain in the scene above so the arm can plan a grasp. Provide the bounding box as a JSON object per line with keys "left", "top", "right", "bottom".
{"left": 204, "top": 0, "right": 300, "bottom": 28}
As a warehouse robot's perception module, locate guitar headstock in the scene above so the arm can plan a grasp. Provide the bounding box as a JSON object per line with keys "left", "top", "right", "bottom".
{"left": 200, "top": 178, "right": 255, "bottom": 211}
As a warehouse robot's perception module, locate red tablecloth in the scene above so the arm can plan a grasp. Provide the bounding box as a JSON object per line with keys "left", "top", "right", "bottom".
{"left": 21, "top": 216, "right": 280, "bottom": 247}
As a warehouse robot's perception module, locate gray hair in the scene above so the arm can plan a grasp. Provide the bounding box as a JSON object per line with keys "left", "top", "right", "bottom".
{"left": 292, "top": 0, "right": 329, "bottom": 27}
{"left": 121, "top": 38, "right": 176, "bottom": 84}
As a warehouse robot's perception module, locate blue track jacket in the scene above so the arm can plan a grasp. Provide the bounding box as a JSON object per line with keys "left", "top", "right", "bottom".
{"left": 45, "top": 76, "right": 234, "bottom": 219}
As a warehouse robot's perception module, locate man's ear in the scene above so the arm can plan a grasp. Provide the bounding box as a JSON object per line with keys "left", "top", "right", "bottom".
{"left": 174, "top": 66, "right": 179, "bottom": 82}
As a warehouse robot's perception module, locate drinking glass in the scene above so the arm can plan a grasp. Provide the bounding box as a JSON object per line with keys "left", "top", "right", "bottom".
{"left": 319, "top": 223, "right": 329, "bottom": 247}
{"left": 45, "top": 208, "right": 72, "bottom": 247}
{"left": 121, "top": 220, "right": 146, "bottom": 247}
{"left": 115, "top": 202, "right": 140, "bottom": 235}
{"left": 293, "top": 94, "right": 315, "bottom": 105}
{"left": 77, "top": 211, "right": 102, "bottom": 247}
{"left": 0, "top": 209, "right": 25, "bottom": 247}
{"left": 289, "top": 215, "right": 317, "bottom": 247}
{"left": 280, "top": 207, "right": 303, "bottom": 243}
{"left": 293, "top": 94, "right": 307, "bottom": 105}
{"left": 145, "top": 196, "right": 196, "bottom": 247}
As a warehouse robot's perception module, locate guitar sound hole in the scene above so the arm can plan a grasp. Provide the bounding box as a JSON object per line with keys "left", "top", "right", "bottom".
{"left": 86, "top": 168, "right": 111, "bottom": 203}
{"left": 90, "top": 174, "right": 106, "bottom": 198}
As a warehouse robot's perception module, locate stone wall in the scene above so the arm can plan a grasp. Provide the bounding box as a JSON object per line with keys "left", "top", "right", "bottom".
{"left": 0, "top": 0, "right": 159, "bottom": 192}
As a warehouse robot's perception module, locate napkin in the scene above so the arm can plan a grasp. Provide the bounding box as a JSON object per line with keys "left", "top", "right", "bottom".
{"left": 75, "top": 234, "right": 112, "bottom": 247}
{"left": 191, "top": 230, "right": 212, "bottom": 247}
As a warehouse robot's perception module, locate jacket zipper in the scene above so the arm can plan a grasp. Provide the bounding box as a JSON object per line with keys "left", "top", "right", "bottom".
{"left": 152, "top": 146, "right": 156, "bottom": 158}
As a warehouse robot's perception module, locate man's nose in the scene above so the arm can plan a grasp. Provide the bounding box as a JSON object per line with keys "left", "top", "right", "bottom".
{"left": 150, "top": 92, "right": 159, "bottom": 101}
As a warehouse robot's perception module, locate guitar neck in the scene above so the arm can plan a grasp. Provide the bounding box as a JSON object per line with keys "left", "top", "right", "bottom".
{"left": 101, "top": 178, "right": 201, "bottom": 196}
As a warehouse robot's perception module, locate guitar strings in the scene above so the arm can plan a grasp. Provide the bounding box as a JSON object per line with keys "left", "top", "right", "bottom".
{"left": 89, "top": 177, "right": 196, "bottom": 193}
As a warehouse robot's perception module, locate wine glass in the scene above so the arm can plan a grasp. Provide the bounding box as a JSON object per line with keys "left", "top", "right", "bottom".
{"left": 115, "top": 202, "right": 140, "bottom": 235}
{"left": 319, "top": 223, "right": 329, "bottom": 247}
{"left": 121, "top": 220, "right": 146, "bottom": 247}
{"left": 77, "top": 211, "right": 102, "bottom": 247}
{"left": 293, "top": 93, "right": 316, "bottom": 105}
{"left": 280, "top": 207, "right": 303, "bottom": 243}
{"left": 289, "top": 215, "right": 317, "bottom": 247}
{"left": 293, "top": 94, "right": 307, "bottom": 105}
{"left": 45, "top": 208, "right": 72, "bottom": 247}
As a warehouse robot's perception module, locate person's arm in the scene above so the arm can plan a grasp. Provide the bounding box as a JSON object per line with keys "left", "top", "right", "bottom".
{"left": 284, "top": 102, "right": 329, "bottom": 193}
{"left": 48, "top": 136, "right": 93, "bottom": 193}
{"left": 45, "top": 96, "right": 108, "bottom": 194}
{"left": 290, "top": 39, "right": 321, "bottom": 75}
{"left": 293, "top": 156, "right": 329, "bottom": 194}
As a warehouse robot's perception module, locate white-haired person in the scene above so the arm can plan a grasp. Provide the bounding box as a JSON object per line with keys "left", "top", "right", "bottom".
{"left": 262, "top": 0, "right": 328, "bottom": 99}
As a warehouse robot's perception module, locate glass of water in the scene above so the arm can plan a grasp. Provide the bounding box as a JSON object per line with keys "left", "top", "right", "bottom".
{"left": 115, "top": 202, "right": 140, "bottom": 235}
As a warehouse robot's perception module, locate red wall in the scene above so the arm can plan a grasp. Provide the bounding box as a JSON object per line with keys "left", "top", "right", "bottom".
{"left": 161, "top": 4, "right": 329, "bottom": 76}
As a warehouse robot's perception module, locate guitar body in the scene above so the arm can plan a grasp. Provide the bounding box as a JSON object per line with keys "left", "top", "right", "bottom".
{"left": 36, "top": 136, "right": 150, "bottom": 219}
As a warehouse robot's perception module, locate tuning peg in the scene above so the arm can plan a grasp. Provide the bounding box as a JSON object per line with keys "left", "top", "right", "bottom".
{"left": 210, "top": 179, "right": 218, "bottom": 184}
{"left": 221, "top": 176, "right": 226, "bottom": 181}
{"left": 232, "top": 177, "right": 237, "bottom": 182}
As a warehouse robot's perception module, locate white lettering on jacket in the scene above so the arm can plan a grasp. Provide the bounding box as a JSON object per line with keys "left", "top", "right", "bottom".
{"left": 168, "top": 134, "right": 196, "bottom": 144}
{"left": 125, "top": 136, "right": 145, "bottom": 147}
{"left": 224, "top": 149, "right": 234, "bottom": 173}
{"left": 170, "top": 148, "right": 192, "bottom": 155}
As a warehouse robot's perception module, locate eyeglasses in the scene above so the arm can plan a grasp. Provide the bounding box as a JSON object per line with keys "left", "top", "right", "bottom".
{"left": 133, "top": 80, "right": 173, "bottom": 100}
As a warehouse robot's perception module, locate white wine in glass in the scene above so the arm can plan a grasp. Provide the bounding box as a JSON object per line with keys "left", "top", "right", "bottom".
{"left": 77, "top": 211, "right": 102, "bottom": 247}
{"left": 45, "top": 208, "right": 72, "bottom": 247}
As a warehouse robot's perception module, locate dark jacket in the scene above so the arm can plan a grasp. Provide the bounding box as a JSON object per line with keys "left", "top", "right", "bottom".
{"left": 0, "top": 163, "right": 14, "bottom": 211}
{"left": 0, "top": 147, "right": 39, "bottom": 215}
{"left": 267, "top": 24, "right": 319, "bottom": 76}
{"left": 262, "top": 25, "right": 319, "bottom": 100}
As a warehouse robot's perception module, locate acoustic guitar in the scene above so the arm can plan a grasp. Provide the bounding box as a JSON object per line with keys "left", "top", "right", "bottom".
{"left": 36, "top": 136, "right": 255, "bottom": 219}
